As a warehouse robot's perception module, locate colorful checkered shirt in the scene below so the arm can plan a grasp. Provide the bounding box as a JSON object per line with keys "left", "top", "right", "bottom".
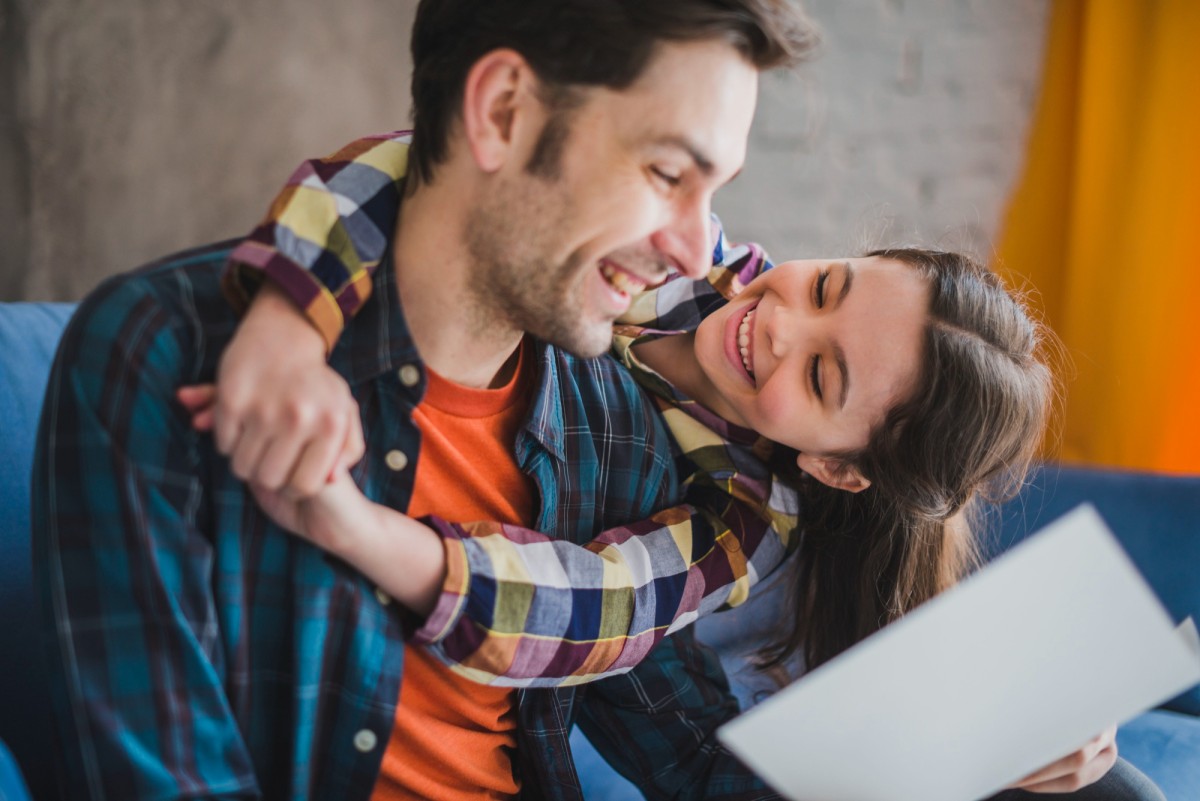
{"left": 226, "top": 132, "right": 801, "bottom": 687}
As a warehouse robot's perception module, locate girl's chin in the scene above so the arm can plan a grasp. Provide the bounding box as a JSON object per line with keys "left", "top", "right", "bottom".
{"left": 693, "top": 322, "right": 719, "bottom": 362}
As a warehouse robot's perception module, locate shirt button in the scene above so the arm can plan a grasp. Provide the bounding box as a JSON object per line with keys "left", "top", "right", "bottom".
{"left": 385, "top": 450, "right": 409, "bottom": 471}
{"left": 398, "top": 364, "right": 421, "bottom": 387}
{"left": 353, "top": 729, "right": 378, "bottom": 753}
{"left": 374, "top": 587, "right": 392, "bottom": 607}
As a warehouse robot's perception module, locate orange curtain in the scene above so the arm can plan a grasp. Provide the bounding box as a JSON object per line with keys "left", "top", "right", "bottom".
{"left": 996, "top": 0, "right": 1200, "bottom": 474}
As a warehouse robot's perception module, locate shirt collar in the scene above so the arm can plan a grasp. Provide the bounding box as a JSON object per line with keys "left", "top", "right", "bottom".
{"left": 329, "top": 245, "right": 424, "bottom": 391}
{"left": 329, "top": 240, "right": 570, "bottom": 466}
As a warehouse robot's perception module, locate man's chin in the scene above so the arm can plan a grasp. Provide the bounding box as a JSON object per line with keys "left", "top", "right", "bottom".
{"left": 536, "top": 322, "right": 614, "bottom": 359}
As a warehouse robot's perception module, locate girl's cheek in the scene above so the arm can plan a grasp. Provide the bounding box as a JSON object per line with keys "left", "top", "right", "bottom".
{"left": 757, "top": 386, "right": 797, "bottom": 438}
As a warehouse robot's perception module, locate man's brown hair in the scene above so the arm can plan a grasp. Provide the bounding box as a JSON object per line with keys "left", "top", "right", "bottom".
{"left": 406, "top": 0, "right": 818, "bottom": 186}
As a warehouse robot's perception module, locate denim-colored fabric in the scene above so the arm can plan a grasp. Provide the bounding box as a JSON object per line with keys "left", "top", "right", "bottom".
{"left": 988, "top": 757, "right": 1165, "bottom": 801}
{"left": 0, "top": 738, "right": 33, "bottom": 801}
{"left": 1116, "top": 710, "right": 1200, "bottom": 800}
{"left": 0, "top": 302, "right": 75, "bottom": 801}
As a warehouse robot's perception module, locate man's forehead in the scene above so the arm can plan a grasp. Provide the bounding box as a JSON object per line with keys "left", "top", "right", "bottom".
{"left": 600, "top": 43, "right": 756, "bottom": 174}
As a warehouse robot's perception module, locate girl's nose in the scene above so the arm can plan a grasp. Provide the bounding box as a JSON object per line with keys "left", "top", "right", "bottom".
{"left": 766, "top": 303, "right": 805, "bottom": 358}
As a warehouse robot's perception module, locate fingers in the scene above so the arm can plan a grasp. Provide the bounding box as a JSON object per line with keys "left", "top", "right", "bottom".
{"left": 1018, "top": 741, "right": 1117, "bottom": 794}
{"left": 176, "top": 384, "right": 216, "bottom": 411}
{"left": 1014, "top": 728, "right": 1111, "bottom": 785}
{"left": 211, "top": 385, "right": 360, "bottom": 497}
{"left": 213, "top": 387, "right": 246, "bottom": 457}
{"left": 256, "top": 431, "right": 309, "bottom": 492}
{"left": 190, "top": 407, "right": 216, "bottom": 431}
{"left": 177, "top": 385, "right": 217, "bottom": 431}
{"left": 229, "top": 420, "right": 272, "bottom": 484}
{"left": 340, "top": 410, "right": 366, "bottom": 472}
{"left": 1013, "top": 726, "right": 1118, "bottom": 794}
{"left": 288, "top": 418, "right": 351, "bottom": 496}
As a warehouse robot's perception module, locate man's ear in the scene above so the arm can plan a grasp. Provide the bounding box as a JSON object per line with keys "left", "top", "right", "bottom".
{"left": 795, "top": 453, "right": 871, "bottom": 493}
{"left": 460, "top": 48, "right": 541, "bottom": 174}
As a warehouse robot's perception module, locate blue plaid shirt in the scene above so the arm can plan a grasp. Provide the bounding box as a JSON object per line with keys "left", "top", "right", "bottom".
{"left": 33, "top": 241, "right": 777, "bottom": 799}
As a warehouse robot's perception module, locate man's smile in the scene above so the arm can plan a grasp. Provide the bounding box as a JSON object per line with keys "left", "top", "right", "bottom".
{"left": 599, "top": 259, "right": 649, "bottom": 298}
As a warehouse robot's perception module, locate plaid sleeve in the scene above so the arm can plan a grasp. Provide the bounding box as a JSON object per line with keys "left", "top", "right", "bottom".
{"left": 405, "top": 406, "right": 799, "bottom": 687}
{"left": 221, "top": 132, "right": 411, "bottom": 352}
{"left": 32, "top": 277, "right": 257, "bottom": 799}
{"left": 576, "top": 626, "right": 780, "bottom": 800}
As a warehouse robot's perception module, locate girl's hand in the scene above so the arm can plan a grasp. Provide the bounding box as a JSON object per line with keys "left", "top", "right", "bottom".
{"left": 248, "top": 468, "right": 377, "bottom": 560}
{"left": 250, "top": 467, "right": 445, "bottom": 617}
{"left": 1008, "top": 725, "right": 1118, "bottom": 794}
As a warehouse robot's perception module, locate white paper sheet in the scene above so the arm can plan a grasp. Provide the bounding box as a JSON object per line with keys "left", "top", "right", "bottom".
{"left": 718, "top": 504, "right": 1200, "bottom": 801}
{"left": 1178, "top": 616, "right": 1199, "bottom": 657}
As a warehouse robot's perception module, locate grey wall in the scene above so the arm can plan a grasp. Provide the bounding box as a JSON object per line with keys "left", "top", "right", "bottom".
{"left": 714, "top": 0, "right": 1050, "bottom": 261}
{"left": 3, "top": 0, "right": 416, "bottom": 301}
{"left": 1, "top": 0, "right": 32, "bottom": 302}
{"left": 2, "top": 0, "right": 1048, "bottom": 302}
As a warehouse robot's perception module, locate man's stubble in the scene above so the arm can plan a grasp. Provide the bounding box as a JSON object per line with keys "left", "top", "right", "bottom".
{"left": 463, "top": 164, "right": 612, "bottom": 359}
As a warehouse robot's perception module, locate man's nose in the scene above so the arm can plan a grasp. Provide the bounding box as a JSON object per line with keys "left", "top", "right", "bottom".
{"left": 649, "top": 192, "right": 712, "bottom": 280}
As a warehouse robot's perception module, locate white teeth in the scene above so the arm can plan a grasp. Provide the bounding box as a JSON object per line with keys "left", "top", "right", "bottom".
{"left": 600, "top": 263, "right": 646, "bottom": 296}
{"left": 738, "top": 308, "right": 756, "bottom": 379}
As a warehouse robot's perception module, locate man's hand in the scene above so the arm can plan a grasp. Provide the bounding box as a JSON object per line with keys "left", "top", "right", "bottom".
{"left": 1008, "top": 725, "right": 1118, "bottom": 794}
{"left": 177, "top": 282, "right": 364, "bottom": 497}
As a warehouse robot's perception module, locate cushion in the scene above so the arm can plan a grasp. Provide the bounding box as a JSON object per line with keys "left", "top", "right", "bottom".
{"left": 0, "top": 738, "right": 33, "bottom": 801}
{"left": 1116, "top": 709, "right": 1200, "bottom": 800}
{"left": 0, "top": 302, "right": 76, "bottom": 801}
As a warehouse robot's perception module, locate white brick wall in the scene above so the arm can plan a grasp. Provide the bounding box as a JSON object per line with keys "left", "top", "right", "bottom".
{"left": 714, "top": 0, "right": 1050, "bottom": 262}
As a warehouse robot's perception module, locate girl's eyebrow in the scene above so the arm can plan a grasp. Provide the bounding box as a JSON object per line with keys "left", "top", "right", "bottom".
{"left": 831, "top": 263, "right": 852, "bottom": 409}
{"left": 834, "top": 262, "right": 854, "bottom": 308}
{"left": 834, "top": 342, "right": 849, "bottom": 410}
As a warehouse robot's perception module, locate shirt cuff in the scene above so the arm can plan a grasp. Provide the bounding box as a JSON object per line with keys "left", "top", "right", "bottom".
{"left": 403, "top": 517, "right": 472, "bottom": 645}
{"left": 221, "top": 237, "right": 362, "bottom": 355}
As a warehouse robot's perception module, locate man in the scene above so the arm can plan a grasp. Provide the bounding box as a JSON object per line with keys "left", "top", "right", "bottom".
{"left": 35, "top": 3, "right": 813, "bottom": 799}
{"left": 33, "top": 1, "right": 1154, "bottom": 799}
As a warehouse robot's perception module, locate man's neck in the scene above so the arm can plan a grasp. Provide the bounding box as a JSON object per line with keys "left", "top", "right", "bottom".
{"left": 391, "top": 178, "right": 525, "bottom": 390}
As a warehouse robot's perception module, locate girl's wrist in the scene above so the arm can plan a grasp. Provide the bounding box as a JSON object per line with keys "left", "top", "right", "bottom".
{"left": 334, "top": 495, "right": 389, "bottom": 566}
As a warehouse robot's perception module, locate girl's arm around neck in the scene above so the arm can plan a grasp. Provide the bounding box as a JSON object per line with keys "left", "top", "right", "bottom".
{"left": 251, "top": 472, "right": 445, "bottom": 618}
{"left": 632, "top": 331, "right": 739, "bottom": 423}
{"left": 631, "top": 332, "right": 707, "bottom": 399}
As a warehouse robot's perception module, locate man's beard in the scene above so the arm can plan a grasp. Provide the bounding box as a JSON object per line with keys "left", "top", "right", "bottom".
{"left": 464, "top": 173, "right": 612, "bottom": 358}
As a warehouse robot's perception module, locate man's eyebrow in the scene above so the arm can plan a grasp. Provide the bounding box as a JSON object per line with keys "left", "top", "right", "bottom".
{"left": 835, "top": 262, "right": 854, "bottom": 307}
{"left": 652, "top": 135, "right": 716, "bottom": 177}
{"left": 834, "top": 342, "right": 849, "bottom": 410}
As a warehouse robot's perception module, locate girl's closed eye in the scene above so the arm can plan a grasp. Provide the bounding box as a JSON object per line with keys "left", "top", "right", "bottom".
{"left": 814, "top": 268, "right": 829, "bottom": 309}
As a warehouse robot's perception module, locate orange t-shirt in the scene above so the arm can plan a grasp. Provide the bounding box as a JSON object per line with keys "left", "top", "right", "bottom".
{"left": 369, "top": 342, "right": 535, "bottom": 801}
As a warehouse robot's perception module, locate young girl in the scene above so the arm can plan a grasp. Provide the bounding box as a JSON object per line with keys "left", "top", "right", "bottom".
{"left": 183, "top": 134, "right": 1052, "bottom": 687}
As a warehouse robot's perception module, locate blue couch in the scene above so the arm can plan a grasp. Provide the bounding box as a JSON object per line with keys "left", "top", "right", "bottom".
{"left": 3, "top": 301, "right": 1198, "bottom": 800}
